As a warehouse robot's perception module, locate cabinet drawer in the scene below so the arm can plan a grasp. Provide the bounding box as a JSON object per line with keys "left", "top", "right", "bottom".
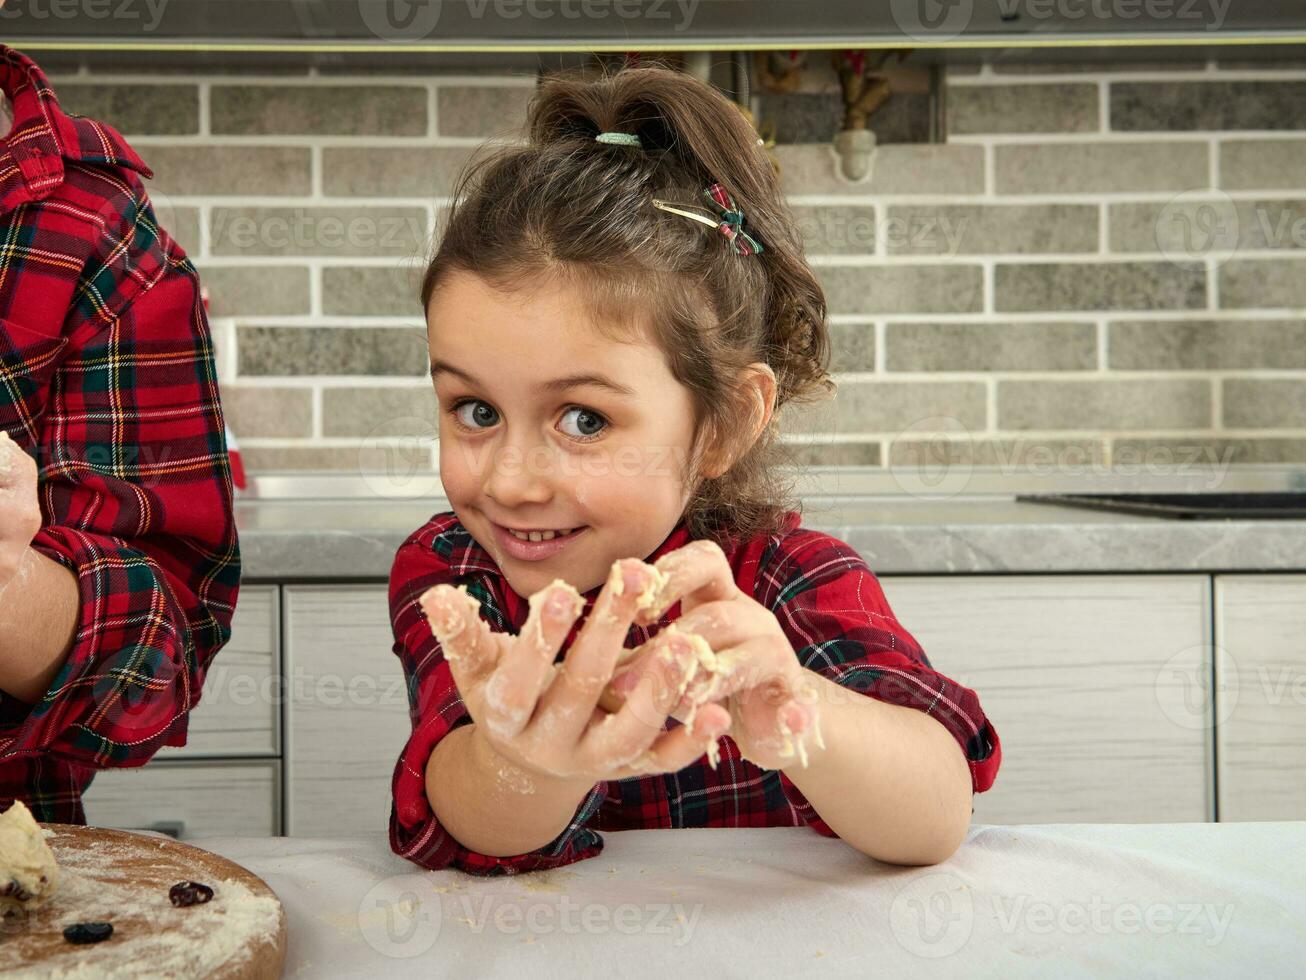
{"left": 158, "top": 585, "right": 280, "bottom": 760}
{"left": 1215, "top": 575, "right": 1306, "bottom": 821}
{"left": 82, "top": 761, "right": 280, "bottom": 839}
{"left": 283, "top": 586, "right": 412, "bottom": 838}
{"left": 878, "top": 574, "right": 1213, "bottom": 825}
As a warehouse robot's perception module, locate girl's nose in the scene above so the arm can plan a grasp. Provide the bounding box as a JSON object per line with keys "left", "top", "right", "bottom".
{"left": 482, "top": 442, "right": 557, "bottom": 508}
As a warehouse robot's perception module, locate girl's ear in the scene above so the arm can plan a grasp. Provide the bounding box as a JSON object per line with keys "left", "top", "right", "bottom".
{"left": 698, "top": 363, "right": 777, "bottom": 481}
{"left": 743, "top": 363, "right": 778, "bottom": 439}
{"left": 693, "top": 417, "right": 728, "bottom": 482}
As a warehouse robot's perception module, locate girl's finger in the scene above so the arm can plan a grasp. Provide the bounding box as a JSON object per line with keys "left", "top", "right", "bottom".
{"left": 534, "top": 558, "right": 663, "bottom": 741}
{"left": 634, "top": 538, "right": 739, "bottom": 626}
{"left": 606, "top": 702, "right": 732, "bottom": 779}
{"left": 594, "top": 630, "right": 665, "bottom": 713}
{"left": 657, "top": 598, "right": 757, "bottom": 654}
{"left": 481, "top": 580, "right": 583, "bottom": 740}
{"left": 576, "top": 630, "right": 699, "bottom": 768}
{"left": 420, "top": 584, "right": 497, "bottom": 685}
{"left": 605, "top": 633, "right": 771, "bottom": 724}
{"left": 600, "top": 627, "right": 706, "bottom": 716}
{"left": 678, "top": 634, "right": 803, "bottom": 715}
{"left": 735, "top": 679, "right": 822, "bottom": 768}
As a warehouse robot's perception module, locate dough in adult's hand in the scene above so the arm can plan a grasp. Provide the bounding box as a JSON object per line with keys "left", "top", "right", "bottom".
{"left": 0, "top": 800, "right": 59, "bottom": 916}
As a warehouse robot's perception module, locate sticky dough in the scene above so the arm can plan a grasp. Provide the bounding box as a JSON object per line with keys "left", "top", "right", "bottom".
{"left": 601, "top": 560, "right": 821, "bottom": 771}
{"left": 419, "top": 560, "right": 821, "bottom": 772}
{"left": 625, "top": 563, "right": 671, "bottom": 620}
{"left": 602, "top": 560, "right": 670, "bottom": 630}
{"left": 526, "top": 578, "right": 584, "bottom": 653}
{"left": 596, "top": 633, "right": 729, "bottom": 769}
{"left": 0, "top": 800, "right": 59, "bottom": 916}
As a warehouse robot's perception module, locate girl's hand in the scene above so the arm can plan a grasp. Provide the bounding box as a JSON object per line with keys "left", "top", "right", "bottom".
{"left": 419, "top": 557, "right": 732, "bottom": 787}
{"left": 616, "top": 539, "right": 824, "bottom": 771}
{"left": 0, "top": 432, "right": 41, "bottom": 592}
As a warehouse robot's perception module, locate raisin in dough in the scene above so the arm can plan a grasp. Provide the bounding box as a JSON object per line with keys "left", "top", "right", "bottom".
{"left": 0, "top": 800, "right": 59, "bottom": 916}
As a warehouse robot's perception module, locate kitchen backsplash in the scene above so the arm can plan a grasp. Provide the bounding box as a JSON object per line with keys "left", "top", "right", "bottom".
{"left": 40, "top": 57, "right": 1306, "bottom": 476}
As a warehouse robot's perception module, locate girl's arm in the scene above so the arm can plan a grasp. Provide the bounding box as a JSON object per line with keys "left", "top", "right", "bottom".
{"left": 782, "top": 672, "right": 975, "bottom": 865}
{"left": 753, "top": 526, "right": 1001, "bottom": 865}
{"left": 426, "top": 721, "right": 599, "bottom": 857}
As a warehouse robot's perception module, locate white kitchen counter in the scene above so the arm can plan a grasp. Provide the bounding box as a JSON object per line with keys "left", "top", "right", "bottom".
{"left": 193, "top": 823, "right": 1306, "bottom": 977}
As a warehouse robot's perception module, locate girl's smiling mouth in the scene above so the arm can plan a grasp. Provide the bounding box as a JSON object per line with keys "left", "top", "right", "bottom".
{"left": 491, "top": 521, "right": 588, "bottom": 561}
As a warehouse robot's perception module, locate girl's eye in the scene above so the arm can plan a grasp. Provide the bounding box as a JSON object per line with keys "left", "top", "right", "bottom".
{"left": 559, "top": 406, "right": 607, "bottom": 441}
{"left": 451, "top": 399, "right": 499, "bottom": 429}
{"left": 448, "top": 400, "right": 607, "bottom": 442}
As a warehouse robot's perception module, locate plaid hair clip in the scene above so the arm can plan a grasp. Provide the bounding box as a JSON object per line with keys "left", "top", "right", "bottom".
{"left": 650, "top": 182, "right": 765, "bottom": 256}
{"left": 592, "top": 133, "right": 764, "bottom": 255}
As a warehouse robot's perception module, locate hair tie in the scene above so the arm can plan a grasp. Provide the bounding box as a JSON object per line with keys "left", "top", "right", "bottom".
{"left": 595, "top": 131, "right": 642, "bottom": 147}
{"left": 650, "top": 182, "right": 764, "bottom": 256}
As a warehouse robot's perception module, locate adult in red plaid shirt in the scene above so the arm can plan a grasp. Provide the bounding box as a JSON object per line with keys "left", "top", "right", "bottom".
{"left": 0, "top": 42, "right": 240, "bottom": 822}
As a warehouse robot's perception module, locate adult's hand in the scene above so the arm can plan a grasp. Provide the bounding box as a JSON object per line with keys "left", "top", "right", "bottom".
{"left": 0, "top": 432, "right": 41, "bottom": 593}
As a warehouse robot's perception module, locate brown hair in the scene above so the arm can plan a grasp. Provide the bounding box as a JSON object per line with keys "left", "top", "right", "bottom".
{"left": 421, "top": 62, "right": 835, "bottom": 549}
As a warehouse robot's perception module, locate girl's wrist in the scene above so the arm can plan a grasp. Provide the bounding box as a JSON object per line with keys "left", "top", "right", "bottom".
{"left": 468, "top": 721, "right": 598, "bottom": 797}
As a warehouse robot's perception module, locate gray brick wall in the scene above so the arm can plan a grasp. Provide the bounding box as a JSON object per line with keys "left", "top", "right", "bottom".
{"left": 46, "top": 61, "right": 1306, "bottom": 475}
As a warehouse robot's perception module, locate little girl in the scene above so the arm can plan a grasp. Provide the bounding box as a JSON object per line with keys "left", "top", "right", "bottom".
{"left": 388, "top": 65, "right": 1001, "bottom": 876}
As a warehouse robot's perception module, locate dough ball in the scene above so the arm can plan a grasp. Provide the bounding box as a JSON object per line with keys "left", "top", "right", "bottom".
{"left": 0, "top": 800, "right": 59, "bottom": 916}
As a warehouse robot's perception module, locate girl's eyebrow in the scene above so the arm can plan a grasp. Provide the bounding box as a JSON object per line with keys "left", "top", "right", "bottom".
{"left": 429, "top": 359, "right": 637, "bottom": 398}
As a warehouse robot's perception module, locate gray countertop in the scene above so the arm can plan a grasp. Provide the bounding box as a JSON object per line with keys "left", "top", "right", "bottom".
{"left": 235, "top": 495, "right": 1306, "bottom": 580}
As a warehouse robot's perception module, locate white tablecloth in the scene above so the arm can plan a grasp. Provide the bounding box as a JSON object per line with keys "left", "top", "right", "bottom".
{"left": 193, "top": 823, "right": 1306, "bottom": 978}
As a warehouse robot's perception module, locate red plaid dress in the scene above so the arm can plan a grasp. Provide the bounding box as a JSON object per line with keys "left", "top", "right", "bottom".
{"left": 0, "top": 45, "right": 241, "bottom": 822}
{"left": 389, "top": 510, "right": 1001, "bottom": 875}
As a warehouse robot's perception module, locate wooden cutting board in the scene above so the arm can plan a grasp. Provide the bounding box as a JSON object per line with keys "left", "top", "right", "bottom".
{"left": 0, "top": 825, "right": 286, "bottom": 979}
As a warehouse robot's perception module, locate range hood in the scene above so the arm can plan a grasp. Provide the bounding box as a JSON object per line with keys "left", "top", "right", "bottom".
{"left": 6, "top": 0, "right": 1306, "bottom": 69}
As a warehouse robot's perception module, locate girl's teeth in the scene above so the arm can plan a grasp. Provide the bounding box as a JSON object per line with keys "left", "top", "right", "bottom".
{"left": 509, "top": 528, "right": 573, "bottom": 542}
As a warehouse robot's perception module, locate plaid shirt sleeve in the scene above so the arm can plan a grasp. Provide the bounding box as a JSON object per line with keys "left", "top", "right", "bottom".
{"left": 388, "top": 519, "right": 607, "bottom": 876}
{"left": 0, "top": 66, "right": 240, "bottom": 791}
{"left": 756, "top": 526, "right": 1002, "bottom": 834}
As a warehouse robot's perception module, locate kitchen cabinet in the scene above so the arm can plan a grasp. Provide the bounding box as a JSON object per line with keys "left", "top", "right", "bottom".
{"left": 1214, "top": 575, "right": 1306, "bottom": 821}
{"left": 878, "top": 575, "right": 1214, "bottom": 825}
{"left": 82, "top": 760, "right": 280, "bottom": 838}
{"left": 282, "top": 586, "right": 412, "bottom": 838}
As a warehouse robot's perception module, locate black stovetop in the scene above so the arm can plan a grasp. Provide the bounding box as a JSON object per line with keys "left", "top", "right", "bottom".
{"left": 1015, "top": 492, "right": 1306, "bottom": 520}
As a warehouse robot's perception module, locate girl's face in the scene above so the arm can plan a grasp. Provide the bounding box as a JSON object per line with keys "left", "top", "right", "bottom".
{"left": 427, "top": 269, "right": 701, "bottom": 601}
